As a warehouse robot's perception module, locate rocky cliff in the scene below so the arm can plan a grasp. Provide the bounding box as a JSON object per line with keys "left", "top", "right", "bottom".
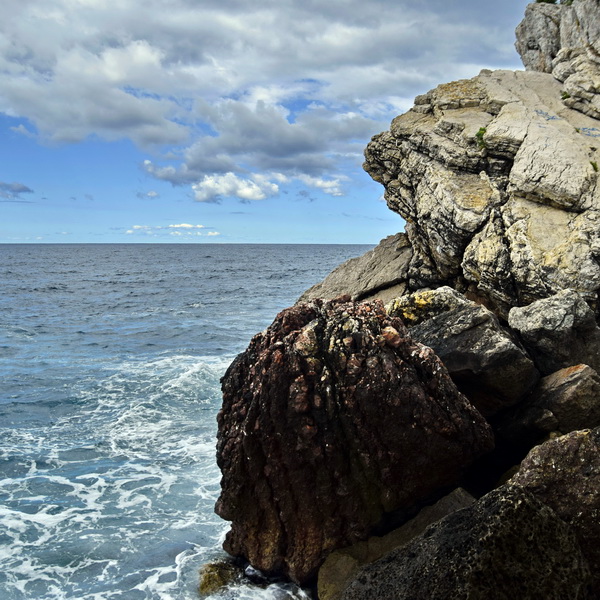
{"left": 213, "top": 1, "right": 600, "bottom": 598}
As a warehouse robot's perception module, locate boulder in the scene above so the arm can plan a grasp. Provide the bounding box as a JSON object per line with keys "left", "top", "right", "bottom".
{"left": 387, "top": 287, "right": 539, "bottom": 415}
{"left": 317, "top": 488, "right": 474, "bottom": 600}
{"left": 508, "top": 290, "right": 600, "bottom": 375}
{"left": 510, "top": 427, "right": 600, "bottom": 595}
{"left": 215, "top": 297, "right": 493, "bottom": 584}
{"left": 298, "top": 233, "right": 411, "bottom": 304}
{"left": 198, "top": 561, "right": 242, "bottom": 596}
{"left": 341, "top": 484, "right": 593, "bottom": 600}
{"left": 497, "top": 364, "right": 600, "bottom": 451}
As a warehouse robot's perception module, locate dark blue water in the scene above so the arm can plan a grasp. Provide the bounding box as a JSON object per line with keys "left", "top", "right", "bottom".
{"left": 0, "top": 243, "right": 371, "bottom": 600}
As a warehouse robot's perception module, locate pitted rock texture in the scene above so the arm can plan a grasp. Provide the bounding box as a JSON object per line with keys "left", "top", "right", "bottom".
{"left": 511, "top": 428, "right": 600, "bottom": 595}
{"left": 508, "top": 289, "right": 600, "bottom": 375}
{"left": 363, "top": 67, "right": 600, "bottom": 316}
{"left": 387, "top": 287, "right": 539, "bottom": 415}
{"left": 340, "top": 484, "right": 593, "bottom": 600}
{"left": 215, "top": 297, "right": 493, "bottom": 584}
{"left": 516, "top": 0, "right": 600, "bottom": 119}
{"left": 298, "top": 233, "right": 411, "bottom": 305}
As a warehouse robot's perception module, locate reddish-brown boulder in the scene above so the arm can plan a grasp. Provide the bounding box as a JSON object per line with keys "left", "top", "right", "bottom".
{"left": 215, "top": 297, "right": 494, "bottom": 584}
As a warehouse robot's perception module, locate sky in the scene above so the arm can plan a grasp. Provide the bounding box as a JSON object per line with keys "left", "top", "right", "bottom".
{"left": 1, "top": 0, "right": 529, "bottom": 244}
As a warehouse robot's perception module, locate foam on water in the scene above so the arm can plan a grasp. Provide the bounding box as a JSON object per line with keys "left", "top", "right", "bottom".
{"left": 0, "top": 354, "right": 229, "bottom": 599}
{"left": 0, "top": 244, "right": 371, "bottom": 599}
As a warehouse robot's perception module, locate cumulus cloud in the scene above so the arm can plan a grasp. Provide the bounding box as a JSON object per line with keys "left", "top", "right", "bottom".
{"left": 192, "top": 172, "right": 280, "bottom": 203}
{"left": 0, "top": 0, "right": 526, "bottom": 200}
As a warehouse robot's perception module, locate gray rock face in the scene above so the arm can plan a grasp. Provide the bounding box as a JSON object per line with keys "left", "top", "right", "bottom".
{"left": 387, "top": 287, "right": 539, "bottom": 415}
{"left": 341, "top": 484, "right": 593, "bottom": 600}
{"left": 298, "top": 233, "right": 411, "bottom": 304}
{"left": 511, "top": 428, "right": 600, "bottom": 595}
{"left": 508, "top": 289, "right": 600, "bottom": 375}
{"left": 516, "top": 0, "right": 600, "bottom": 119}
{"left": 216, "top": 298, "right": 493, "bottom": 584}
{"left": 363, "top": 67, "right": 600, "bottom": 316}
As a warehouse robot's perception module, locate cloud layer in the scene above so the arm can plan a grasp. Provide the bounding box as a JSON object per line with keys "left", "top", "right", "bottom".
{"left": 0, "top": 0, "right": 527, "bottom": 202}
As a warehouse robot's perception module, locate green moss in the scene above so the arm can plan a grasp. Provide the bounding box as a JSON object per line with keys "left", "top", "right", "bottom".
{"left": 561, "top": 91, "right": 571, "bottom": 100}
{"left": 591, "top": 161, "right": 599, "bottom": 173}
{"left": 475, "top": 127, "right": 487, "bottom": 149}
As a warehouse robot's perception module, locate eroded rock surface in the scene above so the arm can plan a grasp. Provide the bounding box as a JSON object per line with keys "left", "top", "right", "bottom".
{"left": 341, "top": 484, "right": 592, "bottom": 600}
{"left": 508, "top": 289, "right": 600, "bottom": 375}
{"left": 363, "top": 67, "right": 600, "bottom": 316}
{"left": 511, "top": 428, "right": 600, "bottom": 595}
{"left": 216, "top": 298, "right": 493, "bottom": 584}
{"left": 516, "top": 0, "right": 600, "bottom": 119}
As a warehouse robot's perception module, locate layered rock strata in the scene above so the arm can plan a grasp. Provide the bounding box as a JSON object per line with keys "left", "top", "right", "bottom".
{"left": 216, "top": 297, "right": 493, "bottom": 584}
{"left": 362, "top": 67, "right": 600, "bottom": 316}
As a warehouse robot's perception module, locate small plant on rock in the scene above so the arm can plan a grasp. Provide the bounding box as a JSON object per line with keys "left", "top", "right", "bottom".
{"left": 475, "top": 127, "right": 487, "bottom": 149}
{"left": 591, "top": 161, "right": 599, "bottom": 172}
{"left": 562, "top": 91, "right": 571, "bottom": 100}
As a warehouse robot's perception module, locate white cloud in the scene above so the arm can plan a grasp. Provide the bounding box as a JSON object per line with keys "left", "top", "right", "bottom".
{"left": 192, "top": 172, "right": 280, "bottom": 203}
{"left": 297, "top": 175, "right": 347, "bottom": 197}
{"left": 168, "top": 223, "right": 205, "bottom": 228}
{"left": 0, "top": 0, "right": 527, "bottom": 201}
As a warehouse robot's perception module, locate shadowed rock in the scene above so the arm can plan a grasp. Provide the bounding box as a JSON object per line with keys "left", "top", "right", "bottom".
{"left": 387, "top": 287, "right": 539, "bottom": 415}
{"left": 341, "top": 484, "right": 593, "bottom": 600}
{"left": 317, "top": 488, "right": 474, "bottom": 600}
{"left": 511, "top": 427, "right": 600, "bottom": 595}
{"left": 497, "top": 364, "right": 600, "bottom": 452}
{"left": 216, "top": 297, "right": 493, "bottom": 584}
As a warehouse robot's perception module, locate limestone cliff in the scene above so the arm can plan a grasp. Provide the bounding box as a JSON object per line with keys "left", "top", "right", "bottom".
{"left": 305, "top": 0, "right": 600, "bottom": 319}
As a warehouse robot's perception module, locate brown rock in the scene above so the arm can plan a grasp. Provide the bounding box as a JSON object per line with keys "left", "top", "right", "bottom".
{"left": 510, "top": 428, "right": 600, "bottom": 595}
{"left": 341, "top": 484, "right": 593, "bottom": 600}
{"left": 317, "top": 488, "right": 475, "bottom": 600}
{"left": 498, "top": 364, "right": 600, "bottom": 451}
{"left": 215, "top": 298, "right": 493, "bottom": 584}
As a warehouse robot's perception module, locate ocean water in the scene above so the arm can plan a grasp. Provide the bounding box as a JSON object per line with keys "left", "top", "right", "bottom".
{"left": 0, "top": 243, "right": 371, "bottom": 600}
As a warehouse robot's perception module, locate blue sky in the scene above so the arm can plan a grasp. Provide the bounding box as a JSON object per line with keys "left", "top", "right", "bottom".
{"left": 1, "top": 0, "right": 529, "bottom": 244}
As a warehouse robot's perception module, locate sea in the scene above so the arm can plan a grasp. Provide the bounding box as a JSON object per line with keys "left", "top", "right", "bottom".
{"left": 0, "top": 243, "right": 371, "bottom": 600}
